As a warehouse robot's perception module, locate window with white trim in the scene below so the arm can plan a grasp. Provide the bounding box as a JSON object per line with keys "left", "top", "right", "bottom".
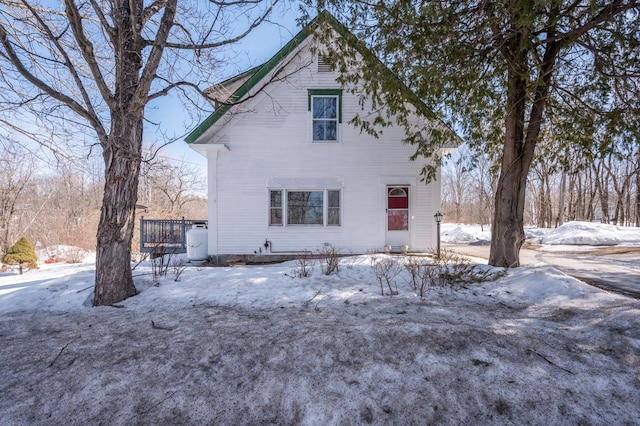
{"left": 327, "top": 190, "right": 340, "bottom": 225}
{"left": 288, "top": 191, "right": 324, "bottom": 225}
{"left": 270, "top": 190, "right": 283, "bottom": 226}
{"left": 269, "top": 189, "right": 341, "bottom": 226}
{"left": 308, "top": 89, "right": 342, "bottom": 142}
{"left": 312, "top": 97, "right": 337, "bottom": 141}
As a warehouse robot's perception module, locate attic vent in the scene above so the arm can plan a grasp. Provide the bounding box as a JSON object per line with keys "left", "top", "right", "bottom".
{"left": 317, "top": 56, "right": 332, "bottom": 73}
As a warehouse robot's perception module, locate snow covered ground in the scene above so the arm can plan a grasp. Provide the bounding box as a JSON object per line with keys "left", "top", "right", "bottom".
{"left": 442, "top": 220, "right": 640, "bottom": 247}
{"left": 0, "top": 222, "right": 639, "bottom": 424}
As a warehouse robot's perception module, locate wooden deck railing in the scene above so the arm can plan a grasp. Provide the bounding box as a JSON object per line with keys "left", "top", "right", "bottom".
{"left": 139, "top": 217, "right": 207, "bottom": 254}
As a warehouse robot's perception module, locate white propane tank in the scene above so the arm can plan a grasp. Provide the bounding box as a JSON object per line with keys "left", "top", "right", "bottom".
{"left": 186, "top": 222, "right": 208, "bottom": 262}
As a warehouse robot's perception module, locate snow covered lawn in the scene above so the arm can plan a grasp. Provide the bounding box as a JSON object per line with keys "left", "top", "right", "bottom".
{"left": 1, "top": 222, "right": 639, "bottom": 424}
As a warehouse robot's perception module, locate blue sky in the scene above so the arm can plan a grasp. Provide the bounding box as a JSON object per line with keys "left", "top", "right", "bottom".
{"left": 153, "top": 8, "right": 303, "bottom": 168}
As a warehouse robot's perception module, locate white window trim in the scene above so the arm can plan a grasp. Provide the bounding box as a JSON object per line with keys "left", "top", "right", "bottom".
{"left": 308, "top": 89, "right": 342, "bottom": 144}
{"left": 268, "top": 188, "right": 341, "bottom": 227}
{"left": 311, "top": 95, "right": 339, "bottom": 143}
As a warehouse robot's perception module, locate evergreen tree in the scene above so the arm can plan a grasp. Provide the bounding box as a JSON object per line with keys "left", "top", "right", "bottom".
{"left": 308, "top": 0, "right": 640, "bottom": 267}
{"left": 2, "top": 237, "right": 38, "bottom": 274}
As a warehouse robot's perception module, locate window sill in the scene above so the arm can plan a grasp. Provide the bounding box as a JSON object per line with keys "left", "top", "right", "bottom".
{"left": 310, "top": 140, "right": 341, "bottom": 145}
{"left": 268, "top": 225, "right": 342, "bottom": 228}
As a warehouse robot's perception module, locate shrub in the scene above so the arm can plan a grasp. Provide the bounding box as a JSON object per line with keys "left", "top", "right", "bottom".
{"left": 370, "top": 255, "right": 401, "bottom": 295}
{"left": 150, "top": 246, "right": 177, "bottom": 281}
{"left": 317, "top": 245, "right": 341, "bottom": 275}
{"left": 171, "top": 256, "right": 187, "bottom": 282}
{"left": 292, "top": 252, "right": 315, "bottom": 278}
{"left": 404, "top": 250, "right": 506, "bottom": 297}
{"left": 404, "top": 256, "right": 432, "bottom": 297}
{"left": 63, "top": 247, "right": 88, "bottom": 264}
{"left": 2, "top": 237, "right": 38, "bottom": 274}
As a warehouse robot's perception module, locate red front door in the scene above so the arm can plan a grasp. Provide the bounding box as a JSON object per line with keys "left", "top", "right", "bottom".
{"left": 387, "top": 186, "right": 410, "bottom": 247}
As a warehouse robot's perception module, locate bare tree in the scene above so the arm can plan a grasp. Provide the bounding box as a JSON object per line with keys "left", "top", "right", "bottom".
{"left": 530, "top": 161, "right": 555, "bottom": 228}
{"left": 0, "top": 0, "right": 286, "bottom": 305}
{"left": 603, "top": 150, "right": 640, "bottom": 226}
{"left": 441, "top": 145, "right": 496, "bottom": 227}
{"left": 0, "top": 141, "right": 34, "bottom": 255}
{"left": 139, "top": 152, "right": 206, "bottom": 218}
{"left": 34, "top": 162, "right": 104, "bottom": 249}
{"left": 441, "top": 147, "right": 472, "bottom": 223}
{"left": 473, "top": 153, "right": 496, "bottom": 230}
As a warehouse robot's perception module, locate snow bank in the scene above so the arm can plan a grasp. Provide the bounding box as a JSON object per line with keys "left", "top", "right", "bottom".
{"left": 441, "top": 224, "right": 491, "bottom": 243}
{"left": 541, "top": 221, "right": 640, "bottom": 246}
{"left": 442, "top": 221, "right": 640, "bottom": 247}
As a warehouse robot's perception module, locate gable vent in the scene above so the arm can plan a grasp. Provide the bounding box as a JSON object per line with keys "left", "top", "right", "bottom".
{"left": 317, "top": 56, "right": 332, "bottom": 73}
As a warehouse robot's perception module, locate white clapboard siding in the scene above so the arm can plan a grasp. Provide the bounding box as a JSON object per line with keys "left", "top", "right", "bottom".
{"left": 196, "top": 30, "right": 442, "bottom": 255}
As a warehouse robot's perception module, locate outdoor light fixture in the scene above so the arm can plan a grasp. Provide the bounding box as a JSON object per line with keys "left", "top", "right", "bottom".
{"left": 434, "top": 211, "right": 443, "bottom": 258}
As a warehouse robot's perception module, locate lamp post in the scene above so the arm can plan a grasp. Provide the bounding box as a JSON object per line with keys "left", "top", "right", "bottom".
{"left": 434, "top": 211, "right": 443, "bottom": 258}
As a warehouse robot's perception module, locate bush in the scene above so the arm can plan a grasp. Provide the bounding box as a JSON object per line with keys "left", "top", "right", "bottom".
{"left": 317, "top": 245, "right": 341, "bottom": 275}
{"left": 2, "top": 237, "right": 38, "bottom": 274}
{"left": 404, "top": 250, "right": 505, "bottom": 297}
{"left": 62, "top": 247, "right": 88, "bottom": 264}
{"left": 292, "top": 252, "right": 315, "bottom": 278}
{"left": 370, "top": 255, "right": 401, "bottom": 295}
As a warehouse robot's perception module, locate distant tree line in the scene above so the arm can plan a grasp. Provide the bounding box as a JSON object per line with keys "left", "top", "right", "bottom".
{"left": 0, "top": 142, "right": 206, "bottom": 259}
{"left": 442, "top": 143, "right": 640, "bottom": 228}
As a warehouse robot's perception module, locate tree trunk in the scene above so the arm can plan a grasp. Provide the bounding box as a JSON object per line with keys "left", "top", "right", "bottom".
{"left": 624, "top": 186, "right": 631, "bottom": 226}
{"left": 556, "top": 170, "right": 566, "bottom": 227}
{"left": 94, "top": 114, "right": 142, "bottom": 305}
{"left": 586, "top": 166, "right": 596, "bottom": 221}
{"left": 615, "top": 197, "right": 624, "bottom": 226}
{"left": 491, "top": 161, "right": 529, "bottom": 267}
{"left": 537, "top": 176, "right": 546, "bottom": 227}
{"left": 488, "top": 26, "right": 559, "bottom": 267}
{"left": 568, "top": 172, "right": 577, "bottom": 221}
{"left": 595, "top": 162, "right": 609, "bottom": 223}
{"left": 489, "top": 67, "right": 530, "bottom": 267}
{"left": 636, "top": 168, "right": 640, "bottom": 227}
{"left": 93, "top": 0, "right": 145, "bottom": 305}
{"left": 543, "top": 171, "right": 553, "bottom": 227}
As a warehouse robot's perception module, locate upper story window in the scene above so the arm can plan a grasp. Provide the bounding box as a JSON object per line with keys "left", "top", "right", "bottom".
{"left": 312, "top": 97, "right": 337, "bottom": 141}
{"left": 308, "top": 89, "right": 342, "bottom": 143}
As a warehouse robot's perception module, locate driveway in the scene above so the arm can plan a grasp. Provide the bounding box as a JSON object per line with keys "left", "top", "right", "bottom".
{"left": 444, "top": 242, "right": 640, "bottom": 299}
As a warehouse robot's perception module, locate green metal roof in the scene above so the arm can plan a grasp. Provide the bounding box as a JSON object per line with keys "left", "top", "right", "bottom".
{"left": 184, "top": 15, "right": 322, "bottom": 144}
{"left": 184, "top": 11, "right": 447, "bottom": 144}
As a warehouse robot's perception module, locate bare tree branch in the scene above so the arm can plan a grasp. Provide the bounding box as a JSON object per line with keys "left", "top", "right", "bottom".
{"left": 89, "top": 0, "right": 116, "bottom": 43}
{"left": 136, "top": 0, "right": 176, "bottom": 107}
{"left": 163, "top": 0, "right": 279, "bottom": 49}
{"left": 0, "top": 21, "right": 107, "bottom": 143}
{"left": 142, "top": 0, "right": 167, "bottom": 26}
{"left": 63, "top": 0, "right": 114, "bottom": 109}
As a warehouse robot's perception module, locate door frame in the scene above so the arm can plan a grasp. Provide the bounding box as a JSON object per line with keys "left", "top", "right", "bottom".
{"left": 385, "top": 184, "right": 412, "bottom": 249}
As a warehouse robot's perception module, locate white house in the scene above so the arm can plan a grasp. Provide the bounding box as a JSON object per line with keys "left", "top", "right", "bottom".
{"left": 187, "top": 12, "right": 457, "bottom": 261}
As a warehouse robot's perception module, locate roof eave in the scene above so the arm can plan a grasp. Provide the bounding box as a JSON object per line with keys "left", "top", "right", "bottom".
{"left": 184, "top": 10, "right": 462, "bottom": 146}
{"left": 185, "top": 17, "right": 320, "bottom": 144}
